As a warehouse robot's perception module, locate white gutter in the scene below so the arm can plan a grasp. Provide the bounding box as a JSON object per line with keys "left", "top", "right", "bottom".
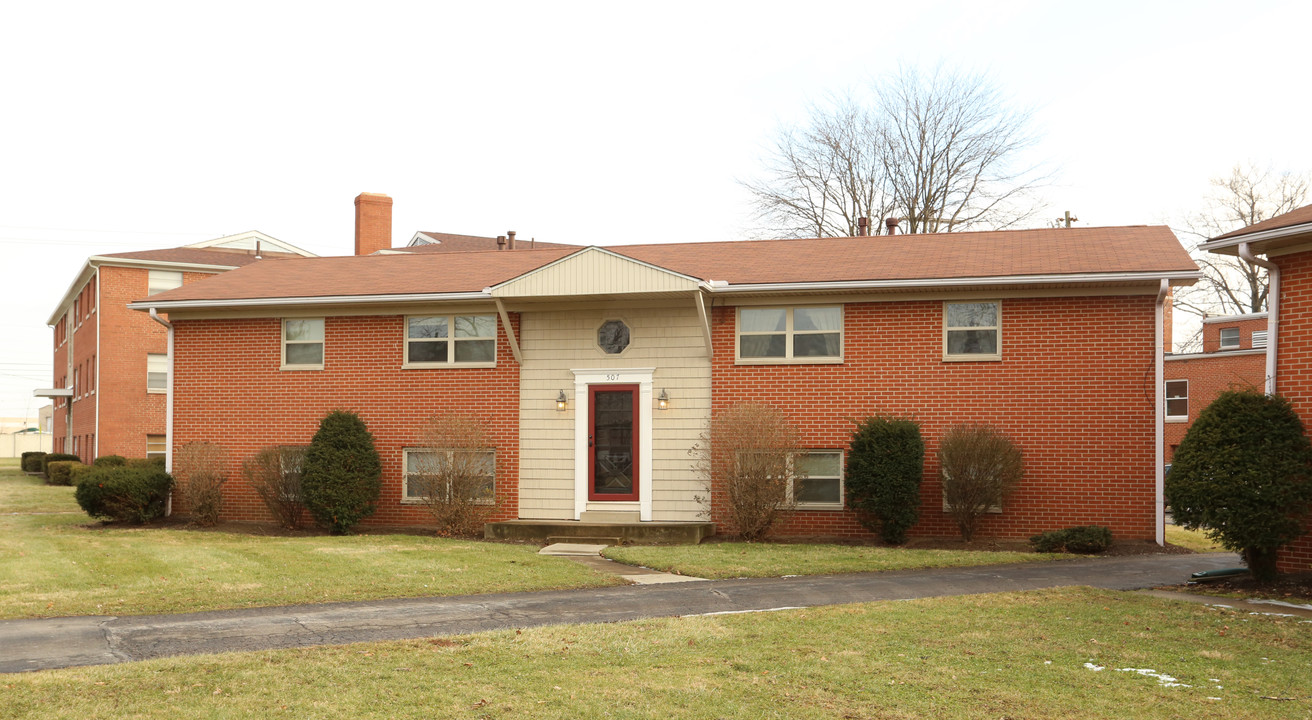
{"left": 94, "top": 268, "right": 101, "bottom": 459}
{"left": 702, "top": 270, "right": 1201, "bottom": 294}
{"left": 148, "top": 308, "right": 175, "bottom": 517}
{"left": 1200, "top": 221, "right": 1312, "bottom": 251}
{"left": 128, "top": 291, "right": 491, "bottom": 312}
{"left": 1238, "top": 242, "right": 1278, "bottom": 395}
{"left": 1155, "top": 279, "right": 1168, "bottom": 547}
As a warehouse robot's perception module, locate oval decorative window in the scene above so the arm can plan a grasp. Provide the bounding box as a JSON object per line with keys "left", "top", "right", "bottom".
{"left": 597, "top": 320, "right": 631, "bottom": 354}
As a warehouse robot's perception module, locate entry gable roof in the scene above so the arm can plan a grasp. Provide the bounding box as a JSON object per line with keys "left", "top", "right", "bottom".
{"left": 489, "top": 246, "right": 702, "bottom": 299}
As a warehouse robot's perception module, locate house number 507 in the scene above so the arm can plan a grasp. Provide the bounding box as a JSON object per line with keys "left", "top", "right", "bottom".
{"left": 605, "top": 374, "right": 619, "bottom": 381}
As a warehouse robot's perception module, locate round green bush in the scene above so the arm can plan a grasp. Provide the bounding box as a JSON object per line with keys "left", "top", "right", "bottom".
{"left": 1167, "top": 390, "right": 1312, "bottom": 581}
{"left": 42, "top": 453, "right": 80, "bottom": 477}
{"left": 301, "top": 410, "right": 382, "bottom": 534}
{"left": 21, "top": 451, "right": 47, "bottom": 472}
{"left": 75, "top": 465, "right": 175, "bottom": 524}
{"left": 46, "top": 460, "right": 85, "bottom": 486}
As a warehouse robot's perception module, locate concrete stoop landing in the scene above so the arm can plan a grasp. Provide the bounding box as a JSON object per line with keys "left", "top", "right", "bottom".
{"left": 484, "top": 519, "right": 715, "bottom": 545}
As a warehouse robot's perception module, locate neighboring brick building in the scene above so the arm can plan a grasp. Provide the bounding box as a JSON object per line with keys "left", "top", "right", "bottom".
{"left": 1163, "top": 313, "right": 1267, "bottom": 461}
{"left": 133, "top": 207, "right": 1200, "bottom": 544}
{"left": 37, "top": 232, "right": 315, "bottom": 463}
{"left": 1201, "top": 203, "right": 1312, "bottom": 572}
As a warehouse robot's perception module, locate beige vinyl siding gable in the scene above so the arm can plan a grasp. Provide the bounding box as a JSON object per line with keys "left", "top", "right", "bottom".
{"left": 517, "top": 303, "right": 710, "bottom": 521}
{"left": 493, "top": 248, "right": 701, "bottom": 299}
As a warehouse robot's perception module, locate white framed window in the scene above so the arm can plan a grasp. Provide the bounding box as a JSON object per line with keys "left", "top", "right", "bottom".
{"left": 1218, "top": 327, "right": 1240, "bottom": 349}
{"left": 405, "top": 314, "right": 496, "bottom": 367}
{"left": 793, "top": 450, "right": 844, "bottom": 508}
{"left": 737, "top": 306, "right": 842, "bottom": 363}
{"left": 147, "top": 270, "right": 183, "bottom": 296}
{"left": 402, "top": 448, "right": 495, "bottom": 504}
{"left": 146, "top": 434, "right": 167, "bottom": 459}
{"left": 147, "top": 354, "right": 167, "bottom": 392}
{"left": 1166, "top": 380, "right": 1188, "bottom": 421}
{"left": 944, "top": 301, "right": 1001, "bottom": 360}
{"left": 282, "top": 318, "right": 324, "bottom": 369}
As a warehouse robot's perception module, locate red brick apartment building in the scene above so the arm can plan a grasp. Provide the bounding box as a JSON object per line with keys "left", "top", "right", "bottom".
{"left": 1163, "top": 313, "right": 1267, "bottom": 460}
{"left": 1201, "top": 203, "right": 1312, "bottom": 572}
{"left": 38, "top": 232, "right": 315, "bottom": 462}
{"left": 130, "top": 199, "right": 1200, "bottom": 544}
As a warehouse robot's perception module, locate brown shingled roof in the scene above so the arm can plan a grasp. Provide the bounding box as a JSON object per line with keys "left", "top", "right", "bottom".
{"left": 98, "top": 246, "right": 295, "bottom": 267}
{"left": 613, "top": 225, "right": 1194, "bottom": 284}
{"left": 136, "top": 225, "right": 1195, "bottom": 306}
{"left": 399, "top": 233, "right": 578, "bottom": 253}
{"left": 1213, "top": 203, "right": 1312, "bottom": 241}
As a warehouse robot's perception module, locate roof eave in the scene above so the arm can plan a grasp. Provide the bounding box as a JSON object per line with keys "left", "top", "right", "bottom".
{"left": 127, "top": 290, "right": 494, "bottom": 312}
{"left": 705, "top": 270, "right": 1202, "bottom": 294}
{"left": 1200, "top": 221, "right": 1312, "bottom": 255}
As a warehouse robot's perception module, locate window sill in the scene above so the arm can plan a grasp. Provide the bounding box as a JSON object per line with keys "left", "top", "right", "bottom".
{"left": 401, "top": 361, "right": 497, "bottom": 370}
{"left": 1166, "top": 416, "right": 1189, "bottom": 423}
{"left": 942, "top": 354, "right": 1002, "bottom": 362}
{"left": 792, "top": 503, "right": 845, "bottom": 511}
{"left": 400, "top": 498, "right": 495, "bottom": 506}
{"left": 147, "top": 389, "right": 167, "bottom": 394}
{"left": 735, "top": 357, "right": 843, "bottom": 366}
{"left": 280, "top": 365, "right": 324, "bottom": 371}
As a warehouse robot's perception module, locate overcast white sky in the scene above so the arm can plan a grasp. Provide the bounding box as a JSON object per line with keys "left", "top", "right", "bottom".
{"left": 1, "top": 0, "right": 1309, "bottom": 421}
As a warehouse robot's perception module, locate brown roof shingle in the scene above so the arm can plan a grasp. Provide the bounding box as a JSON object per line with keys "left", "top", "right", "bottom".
{"left": 98, "top": 247, "right": 288, "bottom": 267}
{"left": 137, "top": 225, "right": 1195, "bottom": 306}
{"left": 1213, "top": 203, "right": 1312, "bottom": 241}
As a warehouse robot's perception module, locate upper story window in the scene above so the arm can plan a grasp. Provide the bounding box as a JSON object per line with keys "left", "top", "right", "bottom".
{"left": 405, "top": 314, "right": 496, "bottom": 367}
{"left": 148, "top": 270, "right": 184, "bottom": 296}
{"left": 282, "top": 318, "right": 325, "bottom": 369}
{"left": 1218, "top": 327, "right": 1240, "bottom": 349}
{"left": 944, "top": 301, "right": 1001, "bottom": 361}
{"left": 737, "top": 306, "right": 842, "bottom": 363}
{"left": 147, "top": 354, "right": 167, "bottom": 392}
{"left": 1165, "top": 379, "right": 1188, "bottom": 421}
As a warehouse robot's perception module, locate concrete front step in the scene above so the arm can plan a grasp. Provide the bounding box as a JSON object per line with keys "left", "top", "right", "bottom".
{"left": 486, "top": 520, "right": 714, "bottom": 545}
{"left": 577, "top": 510, "right": 640, "bottom": 524}
{"left": 546, "top": 535, "right": 623, "bottom": 546}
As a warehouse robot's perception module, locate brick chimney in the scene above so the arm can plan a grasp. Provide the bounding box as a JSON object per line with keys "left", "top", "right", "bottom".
{"left": 354, "top": 192, "right": 393, "bottom": 256}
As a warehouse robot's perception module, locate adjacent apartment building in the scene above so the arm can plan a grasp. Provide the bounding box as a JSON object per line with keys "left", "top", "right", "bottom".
{"left": 38, "top": 232, "right": 315, "bottom": 462}
{"left": 129, "top": 201, "right": 1200, "bottom": 543}
{"left": 1163, "top": 313, "right": 1267, "bottom": 460}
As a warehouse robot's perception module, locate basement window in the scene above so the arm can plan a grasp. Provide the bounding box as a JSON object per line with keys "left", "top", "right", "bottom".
{"left": 402, "top": 448, "right": 495, "bottom": 504}
{"left": 793, "top": 451, "right": 844, "bottom": 508}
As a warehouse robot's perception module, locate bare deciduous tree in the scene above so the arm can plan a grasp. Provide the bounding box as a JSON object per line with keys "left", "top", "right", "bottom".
{"left": 1173, "top": 162, "right": 1310, "bottom": 349}
{"left": 412, "top": 413, "right": 496, "bottom": 537}
{"left": 744, "top": 66, "right": 1044, "bottom": 238}
{"left": 938, "top": 424, "right": 1023, "bottom": 542}
{"left": 173, "top": 441, "right": 228, "bottom": 527}
{"left": 692, "top": 404, "right": 804, "bottom": 541}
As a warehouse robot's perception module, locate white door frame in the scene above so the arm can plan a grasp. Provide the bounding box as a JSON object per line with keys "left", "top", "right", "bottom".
{"left": 571, "top": 367, "right": 654, "bottom": 521}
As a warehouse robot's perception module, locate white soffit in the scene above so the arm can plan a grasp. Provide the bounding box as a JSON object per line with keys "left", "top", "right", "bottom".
{"left": 490, "top": 246, "right": 701, "bottom": 298}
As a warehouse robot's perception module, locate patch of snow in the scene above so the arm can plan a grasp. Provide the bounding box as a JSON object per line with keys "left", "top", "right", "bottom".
{"left": 1117, "top": 668, "right": 1191, "bottom": 688}
{"left": 1249, "top": 599, "right": 1312, "bottom": 612}
{"left": 1084, "top": 662, "right": 1105, "bottom": 671}
{"left": 684, "top": 606, "right": 806, "bottom": 618}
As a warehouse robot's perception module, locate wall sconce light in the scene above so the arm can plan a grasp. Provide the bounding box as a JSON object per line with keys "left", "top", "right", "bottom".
{"left": 658, "top": 389, "right": 670, "bottom": 410}
{"left": 556, "top": 390, "right": 568, "bottom": 411}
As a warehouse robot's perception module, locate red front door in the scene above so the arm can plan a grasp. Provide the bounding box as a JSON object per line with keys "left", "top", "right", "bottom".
{"left": 588, "top": 384, "right": 638, "bottom": 501}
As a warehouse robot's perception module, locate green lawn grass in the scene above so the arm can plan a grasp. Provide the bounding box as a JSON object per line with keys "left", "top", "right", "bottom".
{"left": 603, "top": 541, "right": 1064, "bottom": 579}
{"left": 1167, "top": 524, "right": 1226, "bottom": 553}
{"left": 3, "top": 587, "right": 1306, "bottom": 719}
{"left": 0, "top": 464, "right": 78, "bottom": 515}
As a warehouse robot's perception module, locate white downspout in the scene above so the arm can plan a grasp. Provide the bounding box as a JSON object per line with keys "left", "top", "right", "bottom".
{"left": 149, "top": 308, "right": 174, "bottom": 516}
{"left": 1238, "top": 242, "right": 1279, "bottom": 395}
{"left": 1155, "top": 279, "right": 1168, "bottom": 546}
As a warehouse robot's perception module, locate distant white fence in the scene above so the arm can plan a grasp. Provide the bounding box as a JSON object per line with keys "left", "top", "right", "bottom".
{"left": 1, "top": 433, "right": 52, "bottom": 458}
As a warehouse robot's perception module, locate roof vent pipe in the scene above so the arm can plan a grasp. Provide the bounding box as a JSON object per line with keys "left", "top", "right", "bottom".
{"left": 857, "top": 217, "right": 869, "bottom": 237}
{"left": 497, "top": 235, "right": 507, "bottom": 251}
{"left": 885, "top": 217, "right": 900, "bottom": 235}
{"left": 507, "top": 230, "right": 517, "bottom": 250}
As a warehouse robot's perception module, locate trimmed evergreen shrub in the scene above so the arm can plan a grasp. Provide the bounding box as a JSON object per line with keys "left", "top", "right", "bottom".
{"left": 69, "top": 462, "right": 94, "bottom": 485}
{"left": 93, "top": 455, "right": 127, "bottom": 467}
{"left": 127, "top": 457, "right": 167, "bottom": 470}
{"left": 1167, "top": 390, "right": 1312, "bottom": 581}
{"left": 42, "top": 453, "right": 80, "bottom": 477}
{"left": 1030, "top": 526, "right": 1113, "bottom": 554}
{"left": 301, "top": 410, "right": 382, "bottom": 534}
{"left": 21, "top": 451, "right": 46, "bottom": 472}
{"left": 46, "top": 460, "right": 84, "bottom": 486}
{"left": 845, "top": 415, "right": 924, "bottom": 544}
{"left": 75, "top": 465, "right": 174, "bottom": 524}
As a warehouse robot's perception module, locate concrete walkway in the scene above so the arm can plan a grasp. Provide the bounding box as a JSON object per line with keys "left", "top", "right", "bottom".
{"left": 0, "top": 552, "right": 1243, "bottom": 673}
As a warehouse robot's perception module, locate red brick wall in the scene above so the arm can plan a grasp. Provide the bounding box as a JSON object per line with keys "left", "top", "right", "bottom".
{"left": 61, "top": 274, "right": 100, "bottom": 462}
{"left": 709, "top": 295, "right": 1161, "bottom": 541}
{"left": 1163, "top": 352, "right": 1266, "bottom": 460}
{"left": 52, "top": 313, "right": 69, "bottom": 454}
{"left": 95, "top": 265, "right": 171, "bottom": 459}
{"left": 1274, "top": 250, "right": 1312, "bottom": 572}
{"left": 170, "top": 313, "right": 520, "bottom": 527}
{"left": 1201, "top": 315, "right": 1267, "bottom": 353}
